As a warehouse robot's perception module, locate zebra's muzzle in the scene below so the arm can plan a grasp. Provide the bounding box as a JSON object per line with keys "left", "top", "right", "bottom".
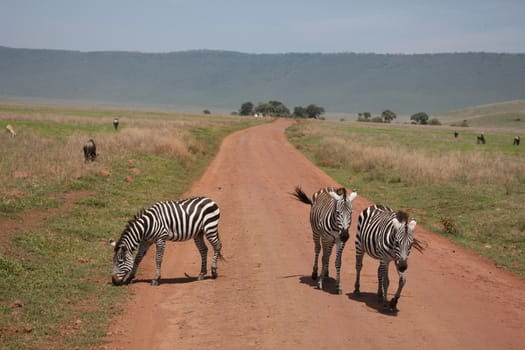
{"left": 112, "top": 273, "right": 125, "bottom": 286}
{"left": 397, "top": 259, "right": 408, "bottom": 272}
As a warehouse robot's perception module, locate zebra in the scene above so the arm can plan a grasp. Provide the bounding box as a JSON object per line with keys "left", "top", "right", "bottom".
{"left": 110, "top": 196, "right": 223, "bottom": 286}
{"left": 83, "top": 139, "right": 97, "bottom": 162}
{"left": 292, "top": 186, "right": 357, "bottom": 294}
{"left": 513, "top": 136, "right": 520, "bottom": 146}
{"left": 113, "top": 118, "right": 119, "bottom": 130}
{"left": 353, "top": 204, "right": 424, "bottom": 312}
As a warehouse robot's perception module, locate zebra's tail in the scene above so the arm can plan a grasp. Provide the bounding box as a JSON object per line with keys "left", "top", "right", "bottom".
{"left": 290, "top": 186, "right": 313, "bottom": 206}
{"left": 413, "top": 237, "right": 427, "bottom": 253}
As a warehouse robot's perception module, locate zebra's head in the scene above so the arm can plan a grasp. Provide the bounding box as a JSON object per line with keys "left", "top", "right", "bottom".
{"left": 110, "top": 239, "right": 134, "bottom": 286}
{"left": 328, "top": 188, "right": 358, "bottom": 243}
{"left": 392, "top": 212, "right": 417, "bottom": 272}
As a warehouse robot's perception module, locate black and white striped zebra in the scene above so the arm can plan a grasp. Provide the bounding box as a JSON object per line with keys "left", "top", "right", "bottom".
{"left": 110, "top": 197, "right": 223, "bottom": 286}
{"left": 292, "top": 186, "right": 357, "bottom": 294}
{"left": 353, "top": 204, "right": 423, "bottom": 312}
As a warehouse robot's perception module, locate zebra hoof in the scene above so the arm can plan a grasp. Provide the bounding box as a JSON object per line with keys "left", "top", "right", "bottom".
{"left": 312, "top": 271, "right": 318, "bottom": 281}
{"left": 337, "top": 288, "right": 343, "bottom": 295}
{"left": 389, "top": 298, "right": 399, "bottom": 311}
{"left": 197, "top": 274, "right": 205, "bottom": 281}
{"left": 211, "top": 271, "right": 218, "bottom": 279}
{"left": 151, "top": 279, "right": 159, "bottom": 286}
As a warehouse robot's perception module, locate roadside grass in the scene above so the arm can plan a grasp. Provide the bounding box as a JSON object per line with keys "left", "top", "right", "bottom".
{"left": 286, "top": 120, "right": 525, "bottom": 275}
{"left": 0, "top": 104, "right": 266, "bottom": 349}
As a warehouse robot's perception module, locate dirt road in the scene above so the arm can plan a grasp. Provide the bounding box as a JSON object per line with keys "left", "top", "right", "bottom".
{"left": 104, "top": 118, "right": 525, "bottom": 349}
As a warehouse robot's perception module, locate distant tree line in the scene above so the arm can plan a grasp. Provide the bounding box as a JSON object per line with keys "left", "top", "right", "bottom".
{"left": 358, "top": 110, "right": 441, "bottom": 125}
{"left": 237, "top": 101, "right": 325, "bottom": 119}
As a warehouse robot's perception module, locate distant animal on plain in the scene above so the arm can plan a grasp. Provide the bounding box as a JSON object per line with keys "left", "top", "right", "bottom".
{"left": 113, "top": 118, "right": 119, "bottom": 130}
{"left": 477, "top": 134, "right": 485, "bottom": 144}
{"left": 83, "top": 139, "right": 97, "bottom": 162}
{"left": 513, "top": 136, "right": 520, "bottom": 146}
{"left": 454, "top": 131, "right": 458, "bottom": 138}
{"left": 6, "top": 124, "right": 16, "bottom": 137}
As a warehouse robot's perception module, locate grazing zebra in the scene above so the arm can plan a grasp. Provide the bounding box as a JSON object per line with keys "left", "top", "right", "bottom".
{"left": 353, "top": 204, "right": 424, "bottom": 312}
{"left": 110, "top": 197, "right": 223, "bottom": 286}
{"left": 513, "top": 136, "right": 520, "bottom": 146}
{"left": 83, "top": 139, "right": 97, "bottom": 162}
{"left": 113, "top": 118, "right": 119, "bottom": 130}
{"left": 292, "top": 186, "right": 357, "bottom": 294}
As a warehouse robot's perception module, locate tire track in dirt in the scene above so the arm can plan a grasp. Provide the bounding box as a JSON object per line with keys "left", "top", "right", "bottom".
{"left": 102, "top": 119, "right": 525, "bottom": 350}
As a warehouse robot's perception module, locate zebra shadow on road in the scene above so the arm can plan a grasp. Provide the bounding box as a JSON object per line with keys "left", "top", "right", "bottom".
{"left": 130, "top": 274, "right": 212, "bottom": 285}
{"left": 296, "top": 275, "right": 343, "bottom": 295}
{"left": 347, "top": 292, "right": 398, "bottom": 316}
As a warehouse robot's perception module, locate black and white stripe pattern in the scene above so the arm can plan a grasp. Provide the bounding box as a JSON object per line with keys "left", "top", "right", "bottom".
{"left": 353, "top": 204, "right": 422, "bottom": 311}
{"left": 292, "top": 186, "right": 357, "bottom": 294}
{"left": 111, "top": 197, "right": 222, "bottom": 286}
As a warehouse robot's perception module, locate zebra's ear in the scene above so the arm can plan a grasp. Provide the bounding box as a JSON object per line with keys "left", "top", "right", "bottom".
{"left": 392, "top": 218, "right": 403, "bottom": 231}
{"left": 109, "top": 239, "right": 116, "bottom": 248}
{"left": 328, "top": 191, "right": 343, "bottom": 201}
{"left": 347, "top": 191, "right": 357, "bottom": 202}
{"left": 408, "top": 220, "right": 417, "bottom": 233}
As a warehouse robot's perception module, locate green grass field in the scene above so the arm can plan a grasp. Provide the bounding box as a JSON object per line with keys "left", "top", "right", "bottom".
{"left": 0, "top": 104, "right": 266, "bottom": 349}
{"left": 286, "top": 119, "right": 525, "bottom": 277}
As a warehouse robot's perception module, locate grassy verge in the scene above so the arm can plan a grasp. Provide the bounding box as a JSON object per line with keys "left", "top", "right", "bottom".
{"left": 286, "top": 119, "right": 525, "bottom": 275}
{"left": 0, "top": 104, "right": 266, "bottom": 349}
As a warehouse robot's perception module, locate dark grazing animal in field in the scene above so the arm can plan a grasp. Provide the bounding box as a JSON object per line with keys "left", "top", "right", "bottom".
{"left": 291, "top": 186, "right": 357, "bottom": 294}
{"left": 83, "top": 139, "right": 97, "bottom": 162}
{"left": 113, "top": 118, "right": 119, "bottom": 130}
{"left": 513, "top": 136, "right": 520, "bottom": 146}
{"left": 477, "top": 134, "right": 486, "bottom": 144}
{"left": 454, "top": 131, "right": 458, "bottom": 138}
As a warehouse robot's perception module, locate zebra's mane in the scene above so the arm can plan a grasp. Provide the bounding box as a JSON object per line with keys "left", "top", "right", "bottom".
{"left": 114, "top": 208, "right": 147, "bottom": 251}
{"left": 395, "top": 210, "right": 409, "bottom": 223}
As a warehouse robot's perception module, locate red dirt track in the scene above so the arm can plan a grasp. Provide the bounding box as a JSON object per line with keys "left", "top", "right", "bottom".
{"left": 104, "top": 119, "right": 525, "bottom": 349}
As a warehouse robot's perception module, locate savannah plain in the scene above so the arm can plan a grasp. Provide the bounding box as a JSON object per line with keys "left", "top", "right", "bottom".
{"left": 1, "top": 101, "right": 524, "bottom": 349}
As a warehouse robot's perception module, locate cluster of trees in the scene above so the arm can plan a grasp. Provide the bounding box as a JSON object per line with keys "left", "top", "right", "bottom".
{"left": 358, "top": 110, "right": 441, "bottom": 125}
{"left": 357, "top": 109, "right": 397, "bottom": 123}
{"left": 237, "top": 101, "right": 325, "bottom": 119}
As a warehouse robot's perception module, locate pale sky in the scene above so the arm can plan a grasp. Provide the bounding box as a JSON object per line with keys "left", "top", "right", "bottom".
{"left": 1, "top": 0, "right": 524, "bottom": 54}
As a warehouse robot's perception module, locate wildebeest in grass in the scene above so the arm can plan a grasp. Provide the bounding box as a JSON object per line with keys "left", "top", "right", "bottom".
{"left": 477, "top": 133, "right": 486, "bottom": 144}
{"left": 454, "top": 131, "right": 458, "bottom": 138}
{"left": 83, "top": 139, "right": 97, "bottom": 162}
{"left": 513, "top": 136, "right": 520, "bottom": 146}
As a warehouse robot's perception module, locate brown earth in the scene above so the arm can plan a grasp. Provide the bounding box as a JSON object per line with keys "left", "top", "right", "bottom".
{"left": 99, "top": 118, "right": 525, "bottom": 349}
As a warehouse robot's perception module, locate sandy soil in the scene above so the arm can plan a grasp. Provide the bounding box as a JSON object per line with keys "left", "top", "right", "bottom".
{"left": 102, "top": 118, "right": 525, "bottom": 349}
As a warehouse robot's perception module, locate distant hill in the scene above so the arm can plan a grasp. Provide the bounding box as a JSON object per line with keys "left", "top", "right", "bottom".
{"left": 1, "top": 46, "right": 525, "bottom": 114}
{"left": 435, "top": 99, "right": 525, "bottom": 129}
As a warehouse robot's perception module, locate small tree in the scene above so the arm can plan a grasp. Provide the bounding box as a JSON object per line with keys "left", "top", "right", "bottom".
{"left": 239, "top": 102, "right": 254, "bottom": 116}
{"left": 305, "top": 104, "right": 325, "bottom": 119}
{"left": 382, "top": 109, "right": 397, "bottom": 123}
{"left": 411, "top": 112, "right": 429, "bottom": 125}
{"left": 357, "top": 112, "right": 371, "bottom": 122}
{"left": 293, "top": 106, "right": 307, "bottom": 118}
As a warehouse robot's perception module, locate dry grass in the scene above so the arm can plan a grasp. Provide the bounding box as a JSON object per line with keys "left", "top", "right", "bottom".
{"left": 316, "top": 136, "right": 524, "bottom": 186}
{"left": 0, "top": 119, "right": 196, "bottom": 191}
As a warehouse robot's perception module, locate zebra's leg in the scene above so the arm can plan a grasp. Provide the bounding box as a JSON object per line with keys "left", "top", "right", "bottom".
{"left": 209, "top": 235, "right": 222, "bottom": 279}
{"left": 125, "top": 241, "right": 152, "bottom": 284}
{"left": 378, "top": 261, "right": 390, "bottom": 308}
{"left": 312, "top": 234, "right": 321, "bottom": 281}
{"left": 318, "top": 243, "right": 333, "bottom": 290}
{"left": 151, "top": 239, "right": 167, "bottom": 286}
{"left": 353, "top": 249, "right": 364, "bottom": 296}
{"left": 390, "top": 270, "right": 407, "bottom": 311}
{"left": 334, "top": 240, "right": 346, "bottom": 295}
{"left": 194, "top": 234, "right": 208, "bottom": 280}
